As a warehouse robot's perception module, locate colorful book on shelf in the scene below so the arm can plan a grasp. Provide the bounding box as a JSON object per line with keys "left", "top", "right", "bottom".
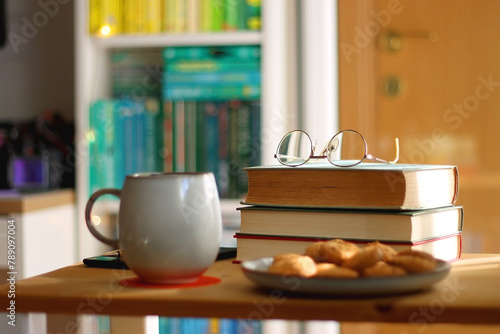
{"left": 238, "top": 205, "right": 464, "bottom": 243}
{"left": 164, "top": 84, "right": 260, "bottom": 101}
{"left": 89, "top": 99, "right": 117, "bottom": 195}
{"left": 234, "top": 232, "right": 463, "bottom": 263}
{"left": 163, "top": 45, "right": 261, "bottom": 61}
{"left": 244, "top": 0, "right": 261, "bottom": 30}
{"left": 243, "top": 163, "right": 460, "bottom": 210}
{"left": 165, "top": 71, "right": 261, "bottom": 85}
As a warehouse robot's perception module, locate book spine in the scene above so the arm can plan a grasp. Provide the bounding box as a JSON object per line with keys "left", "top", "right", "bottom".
{"left": 162, "top": 0, "right": 177, "bottom": 32}
{"left": 145, "top": 0, "right": 162, "bottom": 33}
{"left": 195, "top": 102, "right": 206, "bottom": 172}
{"left": 165, "top": 71, "right": 261, "bottom": 85}
{"left": 165, "top": 61, "right": 260, "bottom": 74}
{"left": 236, "top": 101, "right": 251, "bottom": 196}
{"left": 88, "top": 0, "right": 102, "bottom": 35}
{"left": 244, "top": 0, "right": 261, "bottom": 30}
{"left": 203, "top": 102, "right": 220, "bottom": 175}
{"left": 211, "top": 0, "right": 224, "bottom": 31}
{"left": 163, "top": 100, "right": 174, "bottom": 172}
{"left": 89, "top": 100, "right": 115, "bottom": 195}
{"left": 117, "top": 100, "right": 136, "bottom": 178}
{"left": 217, "top": 102, "right": 230, "bottom": 198}
{"left": 143, "top": 97, "right": 162, "bottom": 172}
{"left": 186, "top": 0, "right": 200, "bottom": 32}
{"left": 101, "top": 0, "right": 122, "bottom": 35}
{"left": 163, "top": 45, "right": 261, "bottom": 61}
{"left": 172, "top": 101, "right": 185, "bottom": 172}
{"left": 175, "top": 0, "right": 187, "bottom": 32}
{"left": 184, "top": 101, "right": 197, "bottom": 172}
{"left": 228, "top": 101, "right": 239, "bottom": 198}
{"left": 222, "top": 0, "right": 241, "bottom": 31}
{"left": 134, "top": 100, "right": 146, "bottom": 173}
{"left": 112, "top": 100, "right": 125, "bottom": 188}
{"left": 200, "top": 0, "right": 213, "bottom": 31}
{"left": 248, "top": 100, "right": 261, "bottom": 167}
{"left": 164, "top": 84, "right": 260, "bottom": 100}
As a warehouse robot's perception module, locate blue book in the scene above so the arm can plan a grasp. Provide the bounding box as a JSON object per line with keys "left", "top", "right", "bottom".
{"left": 134, "top": 100, "right": 146, "bottom": 173}
{"left": 203, "top": 102, "right": 220, "bottom": 175}
{"left": 114, "top": 99, "right": 136, "bottom": 184}
{"left": 143, "top": 97, "right": 163, "bottom": 172}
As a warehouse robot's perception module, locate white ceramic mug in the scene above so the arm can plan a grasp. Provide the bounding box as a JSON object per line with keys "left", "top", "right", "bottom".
{"left": 85, "top": 172, "right": 222, "bottom": 284}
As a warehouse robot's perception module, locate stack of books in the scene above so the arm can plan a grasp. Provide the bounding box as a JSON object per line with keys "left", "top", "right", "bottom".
{"left": 234, "top": 163, "right": 463, "bottom": 262}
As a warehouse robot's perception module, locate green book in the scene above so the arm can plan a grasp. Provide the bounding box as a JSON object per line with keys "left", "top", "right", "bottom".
{"left": 244, "top": 0, "right": 261, "bottom": 30}
{"left": 162, "top": 45, "right": 261, "bottom": 61}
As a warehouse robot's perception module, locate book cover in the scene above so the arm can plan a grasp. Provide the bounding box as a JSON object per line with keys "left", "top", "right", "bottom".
{"left": 238, "top": 205, "right": 464, "bottom": 243}
{"left": 234, "top": 233, "right": 463, "bottom": 263}
{"left": 243, "top": 163, "right": 460, "bottom": 210}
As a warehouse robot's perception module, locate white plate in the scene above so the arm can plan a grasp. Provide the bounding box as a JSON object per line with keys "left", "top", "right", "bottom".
{"left": 240, "top": 257, "right": 451, "bottom": 296}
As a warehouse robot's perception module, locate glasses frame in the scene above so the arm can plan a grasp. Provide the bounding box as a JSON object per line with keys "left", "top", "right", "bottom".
{"left": 274, "top": 129, "right": 399, "bottom": 167}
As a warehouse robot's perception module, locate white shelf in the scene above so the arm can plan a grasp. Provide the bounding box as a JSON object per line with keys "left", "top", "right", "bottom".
{"left": 93, "top": 31, "right": 261, "bottom": 49}
{"left": 75, "top": 0, "right": 300, "bottom": 259}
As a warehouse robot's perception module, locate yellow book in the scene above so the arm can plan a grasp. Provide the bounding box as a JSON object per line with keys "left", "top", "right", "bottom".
{"left": 186, "top": 0, "right": 200, "bottom": 32}
{"left": 100, "top": 0, "right": 122, "bottom": 35}
{"left": 88, "top": 0, "right": 102, "bottom": 35}
{"left": 146, "top": 0, "right": 162, "bottom": 33}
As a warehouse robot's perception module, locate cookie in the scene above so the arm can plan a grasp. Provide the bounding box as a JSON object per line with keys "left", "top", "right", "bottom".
{"left": 362, "top": 261, "right": 407, "bottom": 277}
{"left": 390, "top": 250, "right": 437, "bottom": 273}
{"left": 341, "top": 243, "right": 384, "bottom": 271}
{"left": 366, "top": 241, "right": 397, "bottom": 261}
{"left": 268, "top": 255, "right": 317, "bottom": 277}
{"left": 314, "top": 263, "right": 359, "bottom": 278}
{"left": 306, "top": 239, "right": 360, "bottom": 264}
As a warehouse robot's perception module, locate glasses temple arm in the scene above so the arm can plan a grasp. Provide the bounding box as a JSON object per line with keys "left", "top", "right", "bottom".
{"left": 389, "top": 138, "right": 399, "bottom": 164}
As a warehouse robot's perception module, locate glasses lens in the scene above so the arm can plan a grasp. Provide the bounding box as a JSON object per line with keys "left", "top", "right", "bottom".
{"left": 326, "top": 130, "right": 367, "bottom": 167}
{"left": 276, "top": 131, "right": 312, "bottom": 166}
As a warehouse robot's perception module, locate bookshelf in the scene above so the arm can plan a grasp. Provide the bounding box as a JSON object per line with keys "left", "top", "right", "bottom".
{"left": 74, "top": 1, "right": 304, "bottom": 259}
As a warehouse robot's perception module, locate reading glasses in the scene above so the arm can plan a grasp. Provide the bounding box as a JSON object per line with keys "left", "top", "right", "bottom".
{"left": 274, "top": 129, "right": 399, "bottom": 167}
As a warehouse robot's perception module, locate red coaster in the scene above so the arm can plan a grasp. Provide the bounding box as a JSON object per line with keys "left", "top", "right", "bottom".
{"left": 120, "top": 275, "right": 221, "bottom": 289}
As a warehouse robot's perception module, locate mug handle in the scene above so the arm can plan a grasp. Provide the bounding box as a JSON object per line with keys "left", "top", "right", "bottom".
{"left": 85, "top": 188, "right": 121, "bottom": 249}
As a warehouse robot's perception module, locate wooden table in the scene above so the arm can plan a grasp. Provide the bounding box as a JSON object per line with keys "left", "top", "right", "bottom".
{"left": 1, "top": 254, "right": 500, "bottom": 330}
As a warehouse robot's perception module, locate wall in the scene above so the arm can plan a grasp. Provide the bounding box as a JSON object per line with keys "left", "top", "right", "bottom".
{"left": 0, "top": 0, "right": 74, "bottom": 122}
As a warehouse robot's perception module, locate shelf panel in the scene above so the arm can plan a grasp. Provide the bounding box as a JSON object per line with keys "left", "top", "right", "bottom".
{"left": 92, "top": 31, "right": 261, "bottom": 49}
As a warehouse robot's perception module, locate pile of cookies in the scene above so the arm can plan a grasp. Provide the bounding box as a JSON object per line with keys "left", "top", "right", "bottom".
{"left": 268, "top": 239, "right": 438, "bottom": 278}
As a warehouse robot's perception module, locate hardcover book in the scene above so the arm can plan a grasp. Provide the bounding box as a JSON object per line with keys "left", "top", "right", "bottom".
{"left": 234, "top": 233, "right": 463, "bottom": 263}
{"left": 243, "top": 163, "right": 459, "bottom": 210}
{"left": 238, "top": 205, "right": 464, "bottom": 243}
